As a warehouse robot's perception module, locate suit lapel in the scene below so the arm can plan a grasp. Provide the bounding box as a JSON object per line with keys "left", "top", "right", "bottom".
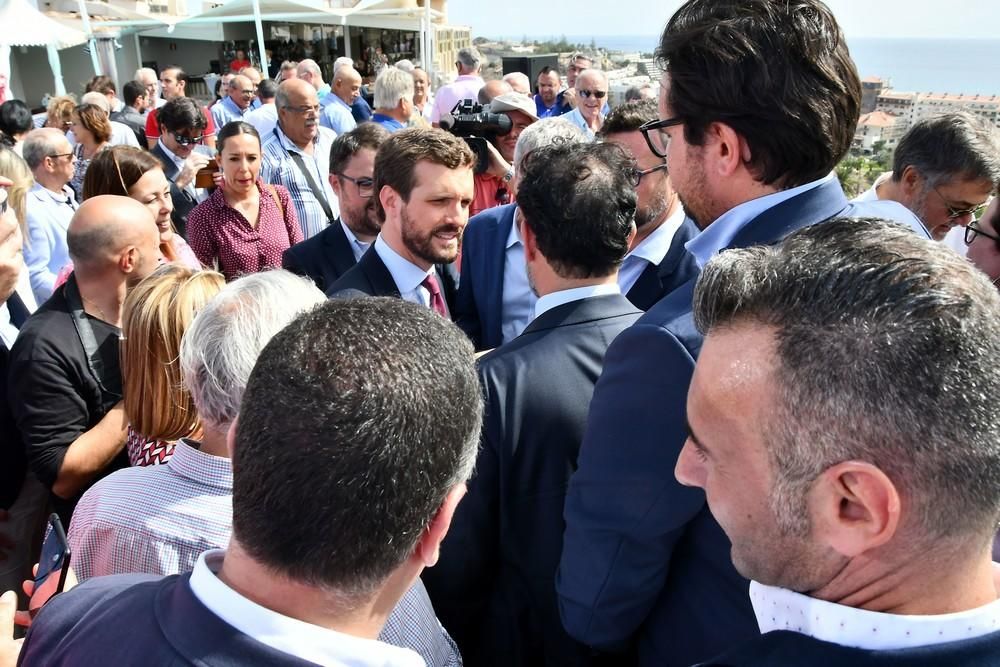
{"left": 152, "top": 144, "right": 181, "bottom": 182}
{"left": 484, "top": 205, "right": 516, "bottom": 337}
{"left": 326, "top": 221, "right": 360, "bottom": 277}
{"left": 626, "top": 263, "right": 662, "bottom": 309}
{"left": 358, "top": 248, "right": 401, "bottom": 297}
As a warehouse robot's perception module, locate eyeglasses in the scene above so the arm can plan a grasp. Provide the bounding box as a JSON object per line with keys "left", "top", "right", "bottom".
{"left": 47, "top": 152, "right": 74, "bottom": 161}
{"left": 965, "top": 219, "right": 1000, "bottom": 248}
{"left": 171, "top": 133, "right": 205, "bottom": 146}
{"left": 639, "top": 116, "right": 685, "bottom": 159}
{"left": 629, "top": 162, "right": 669, "bottom": 187}
{"left": 578, "top": 89, "right": 607, "bottom": 100}
{"left": 0, "top": 187, "right": 8, "bottom": 216}
{"left": 933, "top": 184, "right": 983, "bottom": 221}
{"left": 337, "top": 173, "right": 375, "bottom": 198}
{"left": 237, "top": 89, "right": 256, "bottom": 96}
{"left": 282, "top": 104, "right": 321, "bottom": 115}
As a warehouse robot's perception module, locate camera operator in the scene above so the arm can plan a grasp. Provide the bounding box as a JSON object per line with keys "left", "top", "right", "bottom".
{"left": 471, "top": 93, "right": 537, "bottom": 217}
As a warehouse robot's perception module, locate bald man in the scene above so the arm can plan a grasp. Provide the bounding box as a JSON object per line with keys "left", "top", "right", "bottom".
{"left": 320, "top": 65, "right": 361, "bottom": 135}
{"left": 239, "top": 67, "right": 264, "bottom": 110}
{"left": 212, "top": 74, "right": 255, "bottom": 128}
{"left": 478, "top": 79, "right": 512, "bottom": 106}
{"left": 8, "top": 196, "right": 161, "bottom": 525}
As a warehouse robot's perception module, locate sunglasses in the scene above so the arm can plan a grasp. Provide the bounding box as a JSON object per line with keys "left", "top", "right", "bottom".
{"left": 578, "top": 89, "right": 607, "bottom": 100}
{"left": 172, "top": 133, "right": 205, "bottom": 146}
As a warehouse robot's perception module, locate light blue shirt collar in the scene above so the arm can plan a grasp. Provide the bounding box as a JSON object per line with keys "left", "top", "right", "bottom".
{"left": 685, "top": 172, "right": 835, "bottom": 267}
{"left": 157, "top": 138, "right": 185, "bottom": 171}
{"left": 505, "top": 211, "right": 522, "bottom": 249}
{"left": 340, "top": 220, "right": 371, "bottom": 263}
{"left": 322, "top": 91, "right": 352, "bottom": 110}
{"left": 534, "top": 283, "right": 620, "bottom": 320}
{"left": 374, "top": 234, "right": 433, "bottom": 296}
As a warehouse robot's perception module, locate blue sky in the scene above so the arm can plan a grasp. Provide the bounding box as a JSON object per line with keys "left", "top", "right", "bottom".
{"left": 446, "top": 0, "right": 1000, "bottom": 40}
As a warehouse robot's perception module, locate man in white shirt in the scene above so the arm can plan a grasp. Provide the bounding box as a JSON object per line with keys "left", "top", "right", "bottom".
{"left": 243, "top": 78, "right": 279, "bottom": 136}
{"left": 852, "top": 112, "right": 1000, "bottom": 240}
{"left": 679, "top": 217, "right": 1000, "bottom": 665}
{"left": 18, "top": 295, "right": 484, "bottom": 667}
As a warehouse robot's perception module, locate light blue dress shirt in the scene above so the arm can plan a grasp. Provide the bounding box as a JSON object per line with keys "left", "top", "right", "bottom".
{"left": 565, "top": 107, "right": 603, "bottom": 141}
{"left": 320, "top": 92, "right": 357, "bottom": 135}
{"left": 373, "top": 235, "right": 434, "bottom": 308}
{"left": 501, "top": 215, "right": 537, "bottom": 344}
{"left": 340, "top": 220, "right": 370, "bottom": 262}
{"left": 211, "top": 96, "right": 248, "bottom": 130}
{"left": 618, "top": 205, "right": 688, "bottom": 294}
{"left": 533, "top": 283, "right": 621, "bottom": 320}
{"left": 24, "top": 183, "right": 77, "bottom": 303}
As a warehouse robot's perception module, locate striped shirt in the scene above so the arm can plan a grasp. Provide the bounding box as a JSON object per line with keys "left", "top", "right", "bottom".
{"left": 260, "top": 124, "right": 339, "bottom": 239}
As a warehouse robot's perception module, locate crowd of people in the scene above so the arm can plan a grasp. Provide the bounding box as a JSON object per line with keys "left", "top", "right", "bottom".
{"left": 1, "top": 0, "right": 1000, "bottom": 665}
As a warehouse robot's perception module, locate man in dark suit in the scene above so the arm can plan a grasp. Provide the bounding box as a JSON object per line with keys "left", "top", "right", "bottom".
{"left": 424, "top": 141, "right": 643, "bottom": 666}
{"left": 598, "top": 99, "right": 699, "bottom": 311}
{"left": 327, "top": 128, "right": 474, "bottom": 317}
{"left": 454, "top": 117, "right": 587, "bottom": 351}
{"left": 150, "top": 97, "right": 211, "bottom": 239}
{"left": 109, "top": 80, "right": 148, "bottom": 147}
{"left": 557, "top": 2, "right": 932, "bottom": 666}
{"left": 282, "top": 123, "right": 390, "bottom": 291}
{"left": 684, "top": 218, "right": 1000, "bottom": 666}
{"left": 17, "top": 298, "right": 484, "bottom": 666}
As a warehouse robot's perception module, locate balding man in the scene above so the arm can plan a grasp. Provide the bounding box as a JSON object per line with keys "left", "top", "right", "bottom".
{"left": 239, "top": 66, "right": 264, "bottom": 109}
{"left": 22, "top": 128, "right": 78, "bottom": 303}
{"left": 8, "top": 196, "right": 160, "bottom": 525}
{"left": 564, "top": 69, "right": 608, "bottom": 139}
{"left": 320, "top": 65, "right": 361, "bottom": 135}
{"left": 478, "top": 79, "right": 512, "bottom": 106}
{"left": 431, "top": 46, "right": 485, "bottom": 126}
{"left": 503, "top": 71, "right": 530, "bottom": 96}
{"left": 296, "top": 58, "right": 330, "bottom": 98}
{"left": 211, "top": 74, "right": 255, "bottom": 128}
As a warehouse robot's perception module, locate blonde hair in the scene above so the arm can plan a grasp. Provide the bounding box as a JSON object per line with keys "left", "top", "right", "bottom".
{"left": 0, "top": 146, "right": 33, "bottom": 245}
{"left": 45, "top": 95, "right": 76, "bottom": 128}
{"left": 121, "top": 264, "right": 225, "bottom": 442}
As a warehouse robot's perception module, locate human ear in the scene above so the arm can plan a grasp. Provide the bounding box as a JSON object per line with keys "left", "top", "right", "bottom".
{"left": 414, "top": 484, "right": 467, "bottom": 567}
{"left": 809, "top": 461, "right": 902, "bottom": 558}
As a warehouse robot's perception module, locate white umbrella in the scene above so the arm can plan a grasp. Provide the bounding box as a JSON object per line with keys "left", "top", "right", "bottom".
{"left": 0, "top": 0, "right": 88, "bottom": 98}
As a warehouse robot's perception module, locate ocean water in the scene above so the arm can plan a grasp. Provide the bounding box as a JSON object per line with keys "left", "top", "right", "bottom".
{"left": 496, "top": 35, "right": 1000, "bottom": 96}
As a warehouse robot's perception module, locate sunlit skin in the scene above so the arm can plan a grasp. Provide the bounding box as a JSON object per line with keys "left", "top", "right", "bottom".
{"left": 128, "top": 168, "right": 175, "bottom": 240}
{"left": 334, "top": 68, "right": 362, "bottom": 106}
{"left": 878, "top": 166, "right": 995, "bottom": 240}
{"left": 536, "top": 71, "right": 560, "bottom": 107}
{"left": 412, "top": 70, "right": 430, "bottom": 108}
{"left": 220, "top": 133, "right": 262, "bottom": 197}
{"left": 329, "top": 147, "right": 379, "bottom": 241}
{"left": 159, "top": 68, "right": 185, "bottom": 100}
{"left": 575, "top": 71, "right": 607, "bottom": 128}
{"left": 966, "top": 197, "right": 1000, "bottom": 284}
{"left": 495, "top": 110, "right": 534, "bottom": 163}
{"left": 605, "top": 130, "right": 678, "bottom": 248}
{"left": 278, "top": 80, "right": 320, "bottom": 151}
{"left": 228, "top": 75, "right": 255, "bottom": 111}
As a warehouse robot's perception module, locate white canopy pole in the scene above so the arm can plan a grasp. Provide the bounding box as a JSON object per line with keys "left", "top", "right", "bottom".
{"left": 424, "top": 0, "right": 433, "bottom": 82}
{"left": 45, "top": 43, "right": 67, "bottom": 95}
{"left": 76, "top": 0, "right": 102, "bottom": 74}
{"left": 251, "top": 0, "right": 267, "bottom": 74}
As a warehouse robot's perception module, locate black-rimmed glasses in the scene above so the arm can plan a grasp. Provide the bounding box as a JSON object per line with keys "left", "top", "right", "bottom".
{"left": 337, "top": 173, "right": 375, "bottom": 198}
{"left": 639, "top": 116, "right": 685, "bottom": 159}
{"left": 965, "top": 219, "right": 1000, "bottom": 248}
{"left": 47, "top": 152, "right": 74, "bottom": 161}
{"left": 629, "top": 162, "right": 669, "bottom": 187}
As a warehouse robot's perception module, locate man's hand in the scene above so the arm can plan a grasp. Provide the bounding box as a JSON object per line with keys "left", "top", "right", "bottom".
{"left": 484, "top": 141, "right": 512, "bottom": 181}
{"left": 175, "top": 152, "right": 211, "bottom": 190}
{"left": 14, "top": 563, "right": 78, "bottom": 629}
{"left": 0, "top": 591, "right": 23, "bottom": 667}
{"left": 562, "top": 87, "right": 578, "bottom": 110}
{"left": 0, "top": 177, "right": 23, "bottom": 304}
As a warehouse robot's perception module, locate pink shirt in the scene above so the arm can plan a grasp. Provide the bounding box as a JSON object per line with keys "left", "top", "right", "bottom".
{"left": 430, "top": 74, "right": 485, "bottom": 124}
{"left": 186, "top": 179, "right": 304, "bottom": 281}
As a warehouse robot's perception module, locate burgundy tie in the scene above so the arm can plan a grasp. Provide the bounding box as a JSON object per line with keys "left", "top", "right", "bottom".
{"left": 421, "top": 273, "right": 448, "bottom": 317}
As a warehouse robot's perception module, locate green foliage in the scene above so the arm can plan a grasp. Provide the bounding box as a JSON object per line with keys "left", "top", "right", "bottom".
{"left": 532, "top": 34, "right": 586, "bottom": 53}
{"left": 836, "top": 146, "right": 894, "bottom": 197}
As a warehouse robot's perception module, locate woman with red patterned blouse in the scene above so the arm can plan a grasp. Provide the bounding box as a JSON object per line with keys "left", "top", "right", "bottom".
{"left": 186, "top": 121, "right": 303, "bottom": 281}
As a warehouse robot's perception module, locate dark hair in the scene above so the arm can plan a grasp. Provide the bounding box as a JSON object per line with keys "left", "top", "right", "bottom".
{"left": 216, "top": 120, "right": 260, "bottom": 152}
{"left": 257, "top": 78, "right": 279, "bottom": 101}
{"left": 598, "top": 99, "right": 658, "bottom": 137}
{"left": 693, "top": 217, "right": 1000, "bottom": 544}
{"left": 373, "top": 128, "right": 475, "bottom": 222}
{"left": 0, "top": 100, "right": 33, "bottom": 139}
{"left": 657, "top": 0, "right": 861, "bottom": 188}
{"left": 122, "top": 80, "right": 147, "bottom": 108}
{"left": 537, "top": 66, "right": 558, "bottom": 79}
{"left": 157, "top": 96, "right": 207, "bottom": 133}
{"left": 73, "top": 103, "right": 112, "bottom": 144}
{"left": 517, "top": 142, "right": 636, "bottom": 279}
{"left": 232, "top": 297, "right": 482, "bottom": 597}
{"left": 329, "top": 122, "right": 391, "bottom": 174}
{"left": 82, "top": 145, "right": 161, "bottom": 199}
{"left": 85, "top": 75, "right": 116, "bottom": 96}
{"left": 163, "top": 65, "right": 188, "bottom": 84}
{"left": 891, "top": 112, "right": 1000, "bottom": 189}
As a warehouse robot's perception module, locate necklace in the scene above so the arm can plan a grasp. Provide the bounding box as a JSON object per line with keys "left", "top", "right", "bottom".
{"left": 81, "top": 294, "right": 110, "bottom": 322}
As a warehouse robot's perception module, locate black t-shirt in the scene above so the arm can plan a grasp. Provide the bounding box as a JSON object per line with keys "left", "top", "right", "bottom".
{"left": 7, "top": 280, "right": 127, "bottom": 522}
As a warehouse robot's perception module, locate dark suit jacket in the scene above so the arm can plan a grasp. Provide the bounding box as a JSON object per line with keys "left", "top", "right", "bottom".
{"left": 454, "top": 203, "right": 517, "bottom": 351}
{"left": 700, "top": 629, "right": 1000, "bottom": 666}
{"left": 424, "top": 293, "right": 642, "bottom": 667}
{"left": 151, "top": 143, "right": 197, "bottom": 239}
{"left": 625, "top": 217, "right": 700, "bottom": 311}
{"left": 19, "top": 573, "right": 320, "bottom": 666}
{"left": 282, "top": 219, "right": 357, "bottom": 292}
{"left": 326, "top": 245, "right": 459, "bottom": 315}
{"left": 110, "top": 107, "right": 146, "bottom": 147}
{"left": 558, "top": 179, "right": 931, "bottom": 667}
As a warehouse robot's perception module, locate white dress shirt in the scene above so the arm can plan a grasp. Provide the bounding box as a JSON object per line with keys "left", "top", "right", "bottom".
{"left": 852, "top": 171, "right": 893, "bottom": 203}
{"left": 189, "top": 550, "right": 424, "bottom": 667}
{"left": 341, "top": 220, "right": 371, "bottom": 262}
{"left": 244, "top": 102, "right": 278, "bottom": 137}
{"left": 751, "top": 580, "right": 1000, "bottom": 651}
{"left": 685, "top": 172, "right": 835, "bottom": 268}
{"left": 618, "top": 204, "right": 688, "bottom": 295}
{"left": 534, "top": 283, "right": 621, "bottom": 321}
{"left": 501, "top": 216, "right": 537, "bottom": 344}
{"left": 373, "top": 235, "right": 435, "bottom": 308}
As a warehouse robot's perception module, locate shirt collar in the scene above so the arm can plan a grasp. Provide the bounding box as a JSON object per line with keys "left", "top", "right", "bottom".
{"left": 322, "top": 91, "right": 352, "bottom": 110}
{"left": 751, "top": 580, "right": 1000, "bottom": 651}
{"left": 189, "top": 549, "right": 424, "bottom": 667}
{"left": 372, "top": 113, "right": 404, "bottom": 130}
{"left": 374, "top": 235, "right": 433, "bottom": 294}
{"left": 157, "top": 138, "right": 185, "bottom": 170}
{"left": 166, "top": 439, "right": 232, "bottom": 491}
{"left": 273, "top": 124, "right": 317, "bottom": 154}
{"left": 534, "top": 283, "right": 620, "bottom": 320}
{"left": 626, "top": 204, "right": 687, "bottom": 266}
{"left": 223, "top": 96, "right": 247, "bottom": 116}
{"left": 685, "top": 172, "right": 835, "bottom": 268}
{"left": 31, "top": 182, "right": 76, "bottom": 205}
{"left": 505, "top": 210, "right": 522, "bottom": 250}
{"left": 455, "top": 74, "right": 483, "bottom": 83}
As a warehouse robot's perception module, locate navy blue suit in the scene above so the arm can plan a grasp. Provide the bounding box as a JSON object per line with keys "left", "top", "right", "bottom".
{"left": 557, "top": 179, "right": 931, "bottom": 666}
{"left": 624, "top": 217, "right": 700, "bottom": 312}
{"left": 19, "top": 573, "right": 318, "bottom": 665}
{"left": 699, "top": 629, "right": 1000, "bottom": 666}
{"left": 425, "top": 293, "right": 643, "bottom": 666}
{"left": 151, "top": 143, "right": 197, "bottom": 240}
{"left": 282, "top": 219, "right": 358, "bottom": 292}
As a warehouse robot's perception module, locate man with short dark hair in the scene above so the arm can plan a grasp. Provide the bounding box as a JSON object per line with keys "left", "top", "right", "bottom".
{"left": 558, "top": 2, "right": 930, "bottom": 665}
{"left": 683, "top": 217, "right": 1000, "bottom": 665}
{"left": 598, "top": 99, "right": 699, "bottom": 310}
{"left": 210, "top": 74, "right": 254, "bottom": 128}
{"left": 854, "top": 112, "right": 1000, "bottom": 240}
{"left": 18, "top": 297, "right": 483, "bottom": 666}
{"left": 110, "top": 80, "right": 149, "bottom": 146}
{"left": 534, "top": 66, "right": 570, "bottom": 118}
{"left": 144, "top": 66, "right": 217, "bottom": 150}
{"left": 283, "top": 123, "right": 392, "bottom": 290}
{"left": 426, "top": 141, "right": 643, "bottom": 666}
{"left": 152, "top": 97, "right": 213, "bottom": 238}
{"left": 327, "top": 128, "right": 474, "bottom": 317}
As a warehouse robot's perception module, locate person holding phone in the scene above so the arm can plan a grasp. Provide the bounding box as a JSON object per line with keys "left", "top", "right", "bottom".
{"left": 186, "top": 121, "right": 302, "bottom": 281}
{"left": 151, "top": 97, "right": 215, "bottom": 239}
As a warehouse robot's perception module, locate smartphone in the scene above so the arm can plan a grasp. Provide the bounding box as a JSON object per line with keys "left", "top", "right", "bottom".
{"left": 28, "top": 514, "right": 71, "bottom": 618}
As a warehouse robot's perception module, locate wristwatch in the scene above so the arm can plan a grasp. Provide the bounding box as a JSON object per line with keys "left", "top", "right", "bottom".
{"left": 502, "top": 168, "right": 514, "bottom": 183}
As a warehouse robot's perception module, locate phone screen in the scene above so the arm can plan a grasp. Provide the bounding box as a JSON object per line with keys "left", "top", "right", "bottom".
{"left": 28, "top": 513, "right": 71, "bottom": 618}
